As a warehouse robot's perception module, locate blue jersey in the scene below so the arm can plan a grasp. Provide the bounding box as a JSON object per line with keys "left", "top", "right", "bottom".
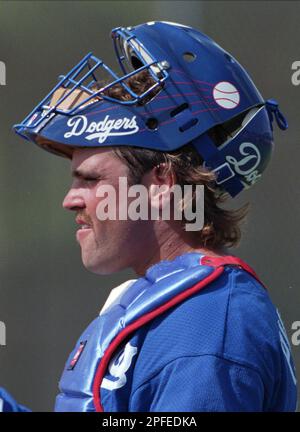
{"left": 99, "top": 259, "right": 297, "bottom": 412}
{"left": 1, "top": 253, "right": 298, "bottom": 412}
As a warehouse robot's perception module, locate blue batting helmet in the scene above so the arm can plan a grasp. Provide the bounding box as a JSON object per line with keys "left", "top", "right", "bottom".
{"left": 13, "top": 21, "right": 288, "bottom": 197}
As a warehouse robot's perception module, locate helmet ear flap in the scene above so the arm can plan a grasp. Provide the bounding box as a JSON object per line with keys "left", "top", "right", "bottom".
{"left": 194, "top": 106, "right": 274, "bottom": 197}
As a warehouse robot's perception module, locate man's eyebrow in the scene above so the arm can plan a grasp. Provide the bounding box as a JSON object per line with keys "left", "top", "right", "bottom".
{"left": 71, "top": 169, "right": 100, "bottom": 178}
{"left": 71, "top": 169, "right": 84, "bottom": 178}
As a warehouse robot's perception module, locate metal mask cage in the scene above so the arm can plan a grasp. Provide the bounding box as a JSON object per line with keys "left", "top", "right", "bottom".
{"left": 14, "top": 27, "right": 169, "bottom": 139}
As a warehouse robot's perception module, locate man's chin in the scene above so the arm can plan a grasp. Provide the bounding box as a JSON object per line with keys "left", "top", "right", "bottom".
{"left": 81, "top": 254, "right": 126, "bottom": 275}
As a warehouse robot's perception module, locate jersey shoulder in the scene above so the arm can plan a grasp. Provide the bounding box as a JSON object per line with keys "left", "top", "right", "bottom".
{"left": 131, "top": 265, "right": 289, "bottom": 392}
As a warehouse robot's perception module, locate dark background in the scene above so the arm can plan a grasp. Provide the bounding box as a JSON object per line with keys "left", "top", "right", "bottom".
{"left": 0, "top": 1, "right": 299, "bottom": 411}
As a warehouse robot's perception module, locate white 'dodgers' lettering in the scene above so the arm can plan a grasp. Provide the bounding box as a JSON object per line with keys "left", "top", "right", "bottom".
{"left": 64, "top": 115, "right": 139, "bottom": 144}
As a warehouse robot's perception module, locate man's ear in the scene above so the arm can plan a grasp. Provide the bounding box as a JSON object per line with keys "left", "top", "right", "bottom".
{"left": 142, "top": 163, "right": 177, "bottom": 213}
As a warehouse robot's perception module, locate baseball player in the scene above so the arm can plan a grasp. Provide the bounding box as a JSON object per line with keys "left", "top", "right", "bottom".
{"left": 0, "top": 21, "right": 297, "bottom": 411}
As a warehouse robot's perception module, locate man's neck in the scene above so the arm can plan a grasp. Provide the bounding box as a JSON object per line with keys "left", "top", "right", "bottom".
{"left": 133, "top": 228, "right": 225, "bottom": 276}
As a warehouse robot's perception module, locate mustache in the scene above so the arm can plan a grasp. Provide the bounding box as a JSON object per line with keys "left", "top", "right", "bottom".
{"left": 77, "top": 212, "right": 93, "bottom": 227}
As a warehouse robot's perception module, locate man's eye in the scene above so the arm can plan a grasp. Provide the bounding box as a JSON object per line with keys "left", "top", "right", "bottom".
{"left": 84, "top": 177, "right": 99, "bottom": 182}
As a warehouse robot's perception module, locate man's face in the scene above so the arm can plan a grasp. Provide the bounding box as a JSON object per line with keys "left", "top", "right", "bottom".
{"left": 62, "top": 147, "right": 151, "bottom": 274}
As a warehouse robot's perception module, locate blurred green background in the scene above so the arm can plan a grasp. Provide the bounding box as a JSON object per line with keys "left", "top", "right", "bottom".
{"left": 0, "top": 0, "right": 299, "bottom": 411}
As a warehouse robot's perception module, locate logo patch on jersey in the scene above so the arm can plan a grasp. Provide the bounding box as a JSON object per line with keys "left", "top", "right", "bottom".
{"left": 67, "top": 340, "right": 87, "bottom": 370}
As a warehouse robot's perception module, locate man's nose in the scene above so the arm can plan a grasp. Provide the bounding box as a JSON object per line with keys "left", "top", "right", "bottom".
{"left": 62, "top": 188, "right": 85, "bottom": 211}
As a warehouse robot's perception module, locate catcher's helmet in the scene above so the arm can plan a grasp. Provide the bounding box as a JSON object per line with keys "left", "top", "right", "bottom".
{"left": 14, "top": 21, "right": 287, "bottom": 197}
